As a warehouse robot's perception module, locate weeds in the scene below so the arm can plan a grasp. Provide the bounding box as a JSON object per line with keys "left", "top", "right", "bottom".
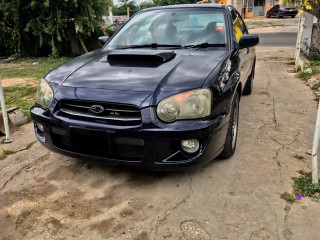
{"left": 0, "top": 150, "right": 15, "bottom": 160}
{"left": 294, "top": 154, "right": 305, "bottom": 161}
{"left": 292, "top": 170, "right": 320, "bottom": 202}
{"left": 297, "top": 71, "right": 313, "bottom": 81}
{"left": 297, "top": 68, "right": 320, "bottom": 81}
{"left": 280, "top": 192, "right": 296, "bottom": 203}
{"left": 281, "top": 170, "right": 320, "bottom": 203}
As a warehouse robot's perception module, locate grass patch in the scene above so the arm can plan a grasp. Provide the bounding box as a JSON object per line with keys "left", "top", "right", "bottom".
{"left": 0, "top": 57, "right": 70, "bottom": 80}
{"left": 281, "top": 170, "right": 320, "bottom": 203}
{"left": 280, "top": 192, "right": 296, "bottom": 203}
{"left": 297, "top": 68, "right": 320, "bottom": 81}
{"left": 297, "top": 71, "right": 313, "bottom": 81}
{"left": 246, "top": 21, "right": 286, "bottom": 29}
{"left": 0, "top": 149, "right": 15, "bottom": 160}
{"left": 292, "top": 170, "right": 320, "bottom": 201}
{"left": 3, "top": 86, "right": 37, "bottom": 118}
{"left": 310, "top": 60, "right": 320, "bottom": 66}
{"left": 0, "top": 57, "right": 70, "bottom": 118}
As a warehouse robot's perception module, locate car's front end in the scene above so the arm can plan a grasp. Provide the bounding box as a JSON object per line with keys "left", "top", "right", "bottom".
{"left": 31, "top": 93, "right": 230, "bottom": 170}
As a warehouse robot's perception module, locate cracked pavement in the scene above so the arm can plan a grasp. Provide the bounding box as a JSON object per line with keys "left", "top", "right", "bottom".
{"left": 1, "top": 22, "right": 320, "bottom": 240}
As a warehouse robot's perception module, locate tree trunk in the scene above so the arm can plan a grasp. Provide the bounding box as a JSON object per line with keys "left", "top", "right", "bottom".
{"left": 78, "top": 34, "right": 88, "bottom": 54}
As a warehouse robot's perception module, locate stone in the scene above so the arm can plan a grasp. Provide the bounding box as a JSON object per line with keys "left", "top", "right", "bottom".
{"left": 308, "top": 77, "right": 319, "bottom": 88}
{"left": 305, "top": 67, "right": 312, "bottom": 74}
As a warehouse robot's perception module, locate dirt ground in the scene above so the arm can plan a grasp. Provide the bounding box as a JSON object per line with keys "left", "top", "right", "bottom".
{"left": 1, "top": 20, "right": 319, "bottom": 240}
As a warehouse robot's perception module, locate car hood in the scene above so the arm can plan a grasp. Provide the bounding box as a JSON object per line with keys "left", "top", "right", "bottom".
{"left": 48, "top": 49, "right": 227, "bottom": 106}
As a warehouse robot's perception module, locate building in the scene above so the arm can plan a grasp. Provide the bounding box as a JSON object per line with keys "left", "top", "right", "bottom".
{"left": 196, "top": 0, "right": 283, "bottom": 18}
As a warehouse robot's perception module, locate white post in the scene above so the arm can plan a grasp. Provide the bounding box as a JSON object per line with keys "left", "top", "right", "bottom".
{"left": 0, "top": 80, "right": 12, "bottom": 143}
{"left": 109, "top": 6, "right": 113, "bottom": 24}
{"left": 311, "top": 100, "right": 320, "bottom": 184}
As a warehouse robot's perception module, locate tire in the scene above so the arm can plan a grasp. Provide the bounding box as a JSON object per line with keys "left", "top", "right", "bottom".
{"left": 291, "top": 15, "right": 295, "bottom": 18}
{"left": 243, "top": 62, "right": 255, "bottom": 95}
{"left": 266, "top": 12, "right": 270, "bottom": 18}
{"left": 219, "top": 91, "right": 239, "bottom": 159}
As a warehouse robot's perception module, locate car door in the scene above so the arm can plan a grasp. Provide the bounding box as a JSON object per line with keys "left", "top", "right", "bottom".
{"left": 269, "top": 6, "right": 275, "bottom": 16}
{"left": 230, "top": 8, "right": 253, "bottom": 87}
{"left": 272, "top": 5, "right": 279, "bottom": 17}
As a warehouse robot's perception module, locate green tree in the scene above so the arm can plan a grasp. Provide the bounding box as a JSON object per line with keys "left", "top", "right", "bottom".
{"left": 114, "top": 0, "right": 139, "bottom": 16}
{"left": 0, "top": 0, "right": 111, "bottom": 57}
{"left": 153, "top": 0, "right": 196, "bottom": 6}
{"left": 283, "top": 0, "right": 320, "bottom": 20}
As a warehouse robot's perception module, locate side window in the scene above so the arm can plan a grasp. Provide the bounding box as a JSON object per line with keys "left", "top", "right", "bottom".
{"left": 231, "top": 9, "right": 248, "bottom": 41}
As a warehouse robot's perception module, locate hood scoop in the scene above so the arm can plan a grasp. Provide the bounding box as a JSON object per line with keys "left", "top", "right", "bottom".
{"left": 107, "top": 51, "right": 176, "bottom": 63}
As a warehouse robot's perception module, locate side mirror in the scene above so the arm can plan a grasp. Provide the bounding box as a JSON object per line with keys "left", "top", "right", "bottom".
{"left": 239, "top": 34, "right": 259, "bottom": 49}
{"left": 98, "top": 36, "right": 109, "bottom": 47}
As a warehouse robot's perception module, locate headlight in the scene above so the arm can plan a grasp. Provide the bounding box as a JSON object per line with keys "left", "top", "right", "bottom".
{"left": 35, "top": 79, "right": 54, "bottom": 109}
{"left": 157, "top": 89, "right": 212, "bottom": 123}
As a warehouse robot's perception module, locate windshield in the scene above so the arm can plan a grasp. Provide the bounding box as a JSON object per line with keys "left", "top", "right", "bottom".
{"left": 106, "top": 8, "right": 227, "bottom": 48}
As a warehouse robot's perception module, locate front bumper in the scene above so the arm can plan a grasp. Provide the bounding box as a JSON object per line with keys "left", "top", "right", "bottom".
{"left": 31, "top": 104, "right": 229, "bottom": 170}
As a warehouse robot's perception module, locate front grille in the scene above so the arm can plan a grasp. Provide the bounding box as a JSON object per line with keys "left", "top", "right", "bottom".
{"left": 52, "top": 129, "right": 144, "bottom": 161}
{"left": 59, "top": 100, "right": 142, "bottom": 125}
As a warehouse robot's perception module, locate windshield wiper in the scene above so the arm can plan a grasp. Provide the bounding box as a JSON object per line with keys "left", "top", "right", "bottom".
{"left": 118, "top": 43, "right": 182, "bottom": 49}
{"left": 183, "top": 42, "right": 226, "bottom": 49}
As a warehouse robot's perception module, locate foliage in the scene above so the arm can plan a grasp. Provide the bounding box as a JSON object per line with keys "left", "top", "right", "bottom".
{"left": 297, "top": 68, "right": 320, "bottom": 81}
{"left": 281, "top": 170, "right": 320, "bottom": 203}
{"left": 113, "top": 0, "right": 140, "bottom": 16}
{"left": 294, "top": 154, "right": 305, "bottom": 161}
{"left": 0, "top": 0, "right": 111, "bottom": 57}
{"left": 153, "top": 0, "right": 196, "bottom": 5}
{"left": 283, "top": 0, "right": 320, "bottom": 20}
{"left": 292, "top": 170, "right": 320, "bottom": 201}
{"left": 0, "top": 150, "right": 15, "bottom": 160}
{"left": 105, "top": 26, "right": 116, "bottom": 37}
{"left": 280, "top": 192, "right": 296, "bottom": 203}
{"left": 112, "top": 0, "right": 197, "bottom": 16}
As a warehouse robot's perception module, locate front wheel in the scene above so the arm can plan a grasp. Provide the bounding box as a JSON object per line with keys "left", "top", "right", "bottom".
{"left": 266, "top": 12, "right": 270, "bottom": 18}
{"left": 219, "top": 91, "right": 239, "bottom": 159}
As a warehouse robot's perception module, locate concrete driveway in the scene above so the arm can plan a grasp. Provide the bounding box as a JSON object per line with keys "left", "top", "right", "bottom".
{"left": 0, "top": 22, "right": 319, "bottom": 240}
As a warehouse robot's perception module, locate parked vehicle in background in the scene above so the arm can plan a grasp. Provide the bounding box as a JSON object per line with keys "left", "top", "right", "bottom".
{"left": 266, "top": 4, "right": 298, "bottom": 18}
{"left": 31, "top": 5, "right": 259, "bottom": 170}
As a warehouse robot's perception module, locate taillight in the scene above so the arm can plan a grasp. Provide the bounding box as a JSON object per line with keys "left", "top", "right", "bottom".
{"left": 292, "top": 8, "right": 297, "bottom": 11}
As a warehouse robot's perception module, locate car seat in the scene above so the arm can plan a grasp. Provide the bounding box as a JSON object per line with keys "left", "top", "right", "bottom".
{"left": 204, "top": 22, "right": 225, "bottom": 44}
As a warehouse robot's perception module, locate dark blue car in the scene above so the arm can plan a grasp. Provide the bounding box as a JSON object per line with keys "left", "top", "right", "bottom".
{"left": 266, "top": 4, "right": 298, "bottom": 18}
{"left": 31, "top": 4, "right": 258, "bottom": 170}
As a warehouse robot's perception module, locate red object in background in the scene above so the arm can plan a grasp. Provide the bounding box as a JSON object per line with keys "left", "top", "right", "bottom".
{"left": 216, "top": 26, "right": 225, "bottom": 31}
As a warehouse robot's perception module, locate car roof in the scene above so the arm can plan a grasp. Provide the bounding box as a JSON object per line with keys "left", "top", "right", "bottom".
{"left": 140, "top": 4, "right": 227, "bottom": 12}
